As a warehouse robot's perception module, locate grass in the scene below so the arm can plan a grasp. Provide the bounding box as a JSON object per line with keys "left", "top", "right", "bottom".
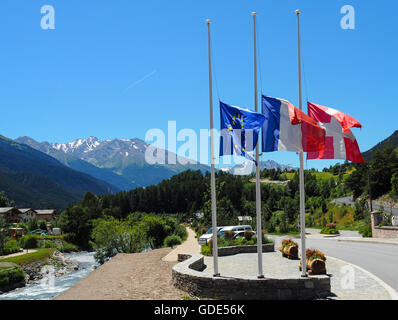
{"left": 265, "top": 231, "right": 301, "bottom": 237}
{"left": 0, "top": 248, "right": 55, "bottom": 266}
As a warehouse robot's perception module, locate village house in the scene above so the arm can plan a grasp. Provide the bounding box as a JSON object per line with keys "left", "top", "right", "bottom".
{"left": 18, "top": 208, "right": 37, "bottom": 222}
{"left": 0, "top": 207, "right": 56, "bottom": 223}
{"left": 0, "top": 207, "right": 21, "bottom": 223}
{"left": 34, "top": 209, "right": 56, "bottom": 222}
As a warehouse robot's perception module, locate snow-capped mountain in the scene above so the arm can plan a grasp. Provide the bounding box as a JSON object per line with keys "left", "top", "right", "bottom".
{"left": 16, "top": 136, "right": 209, "bottom": 190}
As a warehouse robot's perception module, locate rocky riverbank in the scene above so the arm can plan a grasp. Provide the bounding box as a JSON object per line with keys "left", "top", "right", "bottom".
{"left": 22, "top": 250, "right": 80, "bottom": 284}
{"left": 0, "top": 250, "right": 81, "bottom": 294}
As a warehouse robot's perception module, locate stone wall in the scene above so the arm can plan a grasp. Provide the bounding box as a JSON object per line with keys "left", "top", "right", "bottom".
{"left": 371, "top": 211, "right": 398, "bottom": 239}
{"left": 172, "top": 253, "right": 331, "bottom": 300}
{"left": 218, "top": 243, "right": 274, "bottom": 256}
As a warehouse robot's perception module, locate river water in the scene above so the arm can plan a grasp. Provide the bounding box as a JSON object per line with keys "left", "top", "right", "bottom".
{"left": 0, "top": 251, "right": 98, "bottom": 300}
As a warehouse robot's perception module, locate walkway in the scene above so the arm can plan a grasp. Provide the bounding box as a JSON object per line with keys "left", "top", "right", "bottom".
{"left": 0, "top": 249, "right": 37, "bottom": 259}
{"left": 55, "top": 227, "right": 200, "bottom": 300}
{"left": 162, "top": 227, "right": 200, "bottom": 262}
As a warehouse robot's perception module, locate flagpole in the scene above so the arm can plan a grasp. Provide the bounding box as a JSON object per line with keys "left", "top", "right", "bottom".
{"left": 252, "top": 12, "right": 264, "bottom": 279}
{"left": 295, "top": 9, "right": 307, "bottom": 277}
{"left": 206, "top": 19, "right": 220, "bottom": 277}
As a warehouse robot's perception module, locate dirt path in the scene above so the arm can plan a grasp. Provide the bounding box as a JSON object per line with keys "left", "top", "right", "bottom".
{"left": 0, "top": 249, "right": 37, "bottom": 259}
{"left": 55, "top": 227, "right": 200, "bottom": 300}
{"left": 162, "top": 227, "right": 200, "bottom": 262}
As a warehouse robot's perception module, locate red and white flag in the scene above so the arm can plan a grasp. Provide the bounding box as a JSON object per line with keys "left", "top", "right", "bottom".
{"left": 306, "top": 102, "right": 365, "bottom": 163}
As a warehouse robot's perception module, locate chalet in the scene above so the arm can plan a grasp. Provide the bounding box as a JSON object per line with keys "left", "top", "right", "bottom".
{"left": 0, "top": 207, "right": 21, "bottom": 223}
{"left": 35, "top": 209, "right": 56, "bottom": 222}
{"left": 18, "top": 208, "right": 36, "bottom": 222}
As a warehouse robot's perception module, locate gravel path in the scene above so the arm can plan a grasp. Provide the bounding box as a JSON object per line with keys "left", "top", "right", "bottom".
{"left": 55, "top": 248, "right": 187, "bottom": 300}
{"left": 55, "top": 227, "right": 200, "bottom": 300}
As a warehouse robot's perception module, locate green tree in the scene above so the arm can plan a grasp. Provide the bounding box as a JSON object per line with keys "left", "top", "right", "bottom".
{"left": 0, "top": 215, "right": 9, "bottom": 255}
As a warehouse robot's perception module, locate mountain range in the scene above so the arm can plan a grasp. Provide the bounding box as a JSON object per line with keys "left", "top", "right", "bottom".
{"left": 362, "top": 130, "right": 398, "bottom": 161}
{"left": 6, "top": 128, "right": 394, "bottom": 210}
{"left": 16, "top": 136, "right": 211, "bottom": 191}
{"left": 0, "top": 135, "right": 119, "bottom": 209}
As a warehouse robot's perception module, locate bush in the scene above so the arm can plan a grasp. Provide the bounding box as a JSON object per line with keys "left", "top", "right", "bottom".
{"left": 201, "top": 244, "right": 211, "bottom": 256}
{"left": 320, "top": 227, "right": 340, "bottom": 235}
{"left": 3, "top": 239, "right": 20, "bottom": 255}
{"left": 173, "top": 224, "right": 188, "bottom": 241}
{"left": 163, "top": 235, "right": 182, "bottom": 248}
{"left": 326, "top": 223, "right": 337, "bottom": 229}
{"left": 19, "top": 235, "right": 39, "bottom": 249}
{"left": 0, "top": 266, "right": 25, "bottom": 287}
{"left": 359, "top": 224, "right": 372, "bottom": 238}
{"left": 244, "top": 230, "right": 254, "bottom": 241}
{"left": 223, "top": 230, "right": 235, "bottom": 240}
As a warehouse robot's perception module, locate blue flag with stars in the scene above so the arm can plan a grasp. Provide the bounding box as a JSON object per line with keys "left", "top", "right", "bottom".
{"left": 219, "top": 101, "right": 266, "bottom": 164}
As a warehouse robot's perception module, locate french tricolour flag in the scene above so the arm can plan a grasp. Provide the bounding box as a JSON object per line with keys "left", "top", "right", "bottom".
{"left": 262, "top": 95, "right": 326, "bottom": 153}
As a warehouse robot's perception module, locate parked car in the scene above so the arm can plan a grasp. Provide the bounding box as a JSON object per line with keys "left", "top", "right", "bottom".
{"left": 198, "top": 226, "right": 225, "bottom": 245}
{"left": 219, "top": 225, "right": 253, "bottom": 235}
{"left": 232, "top": 230, "right": 256, "bottom": 240}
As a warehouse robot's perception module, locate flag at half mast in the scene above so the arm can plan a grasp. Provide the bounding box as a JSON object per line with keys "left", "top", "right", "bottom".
{"left": 306, "top": 102, "right": 365, "bottom": 163}
{"left": 219, "top": 101, "right": 266, "bottom": 164}
{"left": 261, "top": 95, "right": 326, "bottom": 153}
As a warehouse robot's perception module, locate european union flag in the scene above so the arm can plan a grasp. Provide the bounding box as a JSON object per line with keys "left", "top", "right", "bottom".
{"left": 219, "top": 101, "right": 266, "bottom": 164}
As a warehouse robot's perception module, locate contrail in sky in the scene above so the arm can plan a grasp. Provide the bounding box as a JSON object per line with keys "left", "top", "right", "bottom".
{"left": 124, "top": 69, "right": 157, "bottom": 92}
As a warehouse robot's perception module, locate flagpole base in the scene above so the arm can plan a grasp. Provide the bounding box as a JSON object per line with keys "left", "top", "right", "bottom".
{"left": 301, "top": 274, "right": 308, "bottom": 278}
{"left": 213, "top": 273, "right": 220, "bottom": 277}
{"left": 257, "top": 275, "right": 265, "bottom": 279}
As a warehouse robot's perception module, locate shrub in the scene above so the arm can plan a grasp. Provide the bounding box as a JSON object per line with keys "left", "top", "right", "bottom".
{"left": 201, "top": 244, "right": 211, "bottom": 256}
{"left": 164, "top": 235, "right": 182, "bottom": 248}
{"left": 3, "top": 239, "right": 20, "bottom": 255}
{"left": 199, "top": 228, "right": 208, "bottom": 236}
{"left": 19, "top": 235, "right": 39, "bottom": 249}
{"left": 359, "top": 224, "right": 372, "bottom": 238}
{"left": 173, "top": 224, "right": 188, "bottom": 241}
{"left": 0, "top": 266, "right": 25, "bottom": 286}
{"left": 38, "top": 220, "right": 47, "bottom": 231}
{"left": 326, "top": 223, "right": 337, "bottom": 229}
{"left": 320, "top": 227, "right": 340, "bottom": 235}
{"left": 244, "top": 230, "right": 254, "bottom": 241}
{"left": 223, "top": 230, "right": 235, "bottom": 240}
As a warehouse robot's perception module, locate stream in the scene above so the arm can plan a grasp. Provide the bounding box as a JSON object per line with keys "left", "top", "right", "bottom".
{"left": 0, "top": 251, "right": 97, "bottom": 300}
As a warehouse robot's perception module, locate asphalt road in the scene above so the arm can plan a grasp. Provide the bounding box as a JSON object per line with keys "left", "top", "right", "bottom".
{"left": 290, "top": 237, "right": 398, "bottom": 293}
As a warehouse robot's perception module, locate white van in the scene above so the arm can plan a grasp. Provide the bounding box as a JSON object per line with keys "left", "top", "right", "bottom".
{"left": 219, "top": 225, "right": 253, "bottom": 235}
{"left": 198, "top": 226, "right": 225, "bottom": 245}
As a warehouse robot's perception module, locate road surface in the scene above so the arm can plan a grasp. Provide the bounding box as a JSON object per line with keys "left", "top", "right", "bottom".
{"left": 269, "top": 236, "right": 398, "bottom": 293}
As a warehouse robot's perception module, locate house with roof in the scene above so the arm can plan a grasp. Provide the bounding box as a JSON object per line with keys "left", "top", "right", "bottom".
{"left": 18, "top": 208, "right": 37, "bottom": 222}
{"left": 0, "top": 207, "right": 21, "bottom": 223}
{"left": 34, "top": 209, "right": 56, "bottom": 222}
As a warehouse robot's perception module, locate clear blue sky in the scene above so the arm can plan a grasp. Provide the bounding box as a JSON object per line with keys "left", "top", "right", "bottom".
{"left": 0, "top": 0, "right": 396, "bottom": 170}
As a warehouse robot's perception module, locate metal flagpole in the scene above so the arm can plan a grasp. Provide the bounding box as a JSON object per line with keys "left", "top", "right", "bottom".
{"left": 206, "top": 19, "right": 220, "bottom": 277}
{"left": 295, "top": 9, "right": 307, "bottom": 277}
{"left": 252, "top": 12, "right": 264, "bottom": 279}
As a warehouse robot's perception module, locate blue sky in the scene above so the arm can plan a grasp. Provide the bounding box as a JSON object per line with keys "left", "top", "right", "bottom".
{"left": 0, "top": 0, "right": 396, "bottom": 170}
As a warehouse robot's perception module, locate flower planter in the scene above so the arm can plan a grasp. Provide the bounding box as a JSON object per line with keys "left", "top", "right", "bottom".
{"left": 279, "top": 239, "right": 299, "bottom": 260}
{"left": 299, "top": 249, "right": 327, "bottom": 275}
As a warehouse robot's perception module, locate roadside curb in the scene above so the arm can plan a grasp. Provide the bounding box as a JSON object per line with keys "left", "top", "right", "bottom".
{"left": 337, "top": 238, "right": 398, "bottom": 246}
{"left": 327, "top": 256, "right": 398, "bottom": 300}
